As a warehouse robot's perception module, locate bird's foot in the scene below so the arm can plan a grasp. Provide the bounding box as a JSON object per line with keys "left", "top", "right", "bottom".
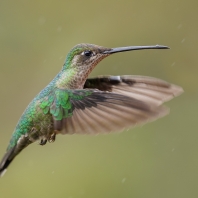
{"left": 39, "top": 139, "right": 47, "bottom": 146}
{"left": 48, "top": 133, "right": 56, "bottom": 143}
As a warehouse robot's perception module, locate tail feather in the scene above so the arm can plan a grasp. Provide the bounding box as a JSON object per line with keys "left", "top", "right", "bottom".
{"left": 0, "top": 135, "right": 33, "bottom": 177}
{"left": 0, "top": 147, "right": 16, "bottom": 177}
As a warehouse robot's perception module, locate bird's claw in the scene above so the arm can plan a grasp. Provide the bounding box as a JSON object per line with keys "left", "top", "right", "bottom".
{"left": 39, "top": 139, "right": 47, "bottom": 146}
{"left": 48, "top": 133, "right": 56, "bottom": 143}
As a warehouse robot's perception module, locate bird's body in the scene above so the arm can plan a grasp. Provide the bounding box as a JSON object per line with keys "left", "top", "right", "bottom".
{"left": 0, "top": 43, "right": 183, "bottom": 177}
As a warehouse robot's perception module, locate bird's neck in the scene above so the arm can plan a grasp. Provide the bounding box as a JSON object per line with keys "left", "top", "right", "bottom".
{"left": 55, "top": 67, "right": 90, "bottom": 89}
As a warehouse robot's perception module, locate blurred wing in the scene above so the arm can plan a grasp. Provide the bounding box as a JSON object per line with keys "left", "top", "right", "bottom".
{"left": 84, "top": 75, "right": 183, "bottom": 106}
{"left": 40, "top": 89, "right": 168, "bottom": 135}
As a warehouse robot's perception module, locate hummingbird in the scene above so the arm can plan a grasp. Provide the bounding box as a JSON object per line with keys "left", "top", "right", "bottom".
{"left": 0, "top": 43, "right": 183, "bottom": 177}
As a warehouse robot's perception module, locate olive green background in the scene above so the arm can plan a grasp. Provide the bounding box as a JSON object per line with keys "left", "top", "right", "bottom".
{"left": 0, "top": 0, "right": 197, "bottom": 198}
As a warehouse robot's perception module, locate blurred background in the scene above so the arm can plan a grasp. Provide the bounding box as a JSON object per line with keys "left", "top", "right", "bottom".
{"left": 0, "top": 0, "right": 197, "bottom": 198}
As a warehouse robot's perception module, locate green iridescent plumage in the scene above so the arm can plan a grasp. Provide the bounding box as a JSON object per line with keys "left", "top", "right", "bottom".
{"left": 40, "top": 89, "right": 93, "bottom": 120}
{"left": 0, "top": 43, "right": 183, "bottom": 177}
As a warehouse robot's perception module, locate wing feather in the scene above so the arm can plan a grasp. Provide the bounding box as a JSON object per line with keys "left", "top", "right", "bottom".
{"left": 40, "top": 74, "right": 183, "bottom": 135}
{"left": 84, "top": 75, "right": 183, "bottom": 106}
{"left": 59, "top": 90, "right": 168, "bottom": 135}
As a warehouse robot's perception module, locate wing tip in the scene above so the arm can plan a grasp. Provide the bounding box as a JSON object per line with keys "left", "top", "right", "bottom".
{"left": 170, "top": 84, "right": 184, "bottom": 97}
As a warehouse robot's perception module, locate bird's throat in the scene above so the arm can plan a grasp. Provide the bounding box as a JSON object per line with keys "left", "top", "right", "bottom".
{"left": 55, "top": 67, "right": 89, "bottom": 89}
{"left": 56, "top": 54, "right": 108, "bottom": 89}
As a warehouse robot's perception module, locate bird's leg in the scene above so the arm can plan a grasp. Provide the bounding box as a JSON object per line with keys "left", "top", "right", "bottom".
{"left": 30, "top": 127, "right": 47, "bottom": 146}
{"left": 48, "top": 132, "right": 56, "bottom": 143}
{"left": 29, "top": 127, "right": 39, "bottom": 142}
{"left": 39, "top": 139, "right": 47, "bottom": 146}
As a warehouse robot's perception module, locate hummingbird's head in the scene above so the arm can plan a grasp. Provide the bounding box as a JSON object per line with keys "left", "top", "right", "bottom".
{"left": 63, "top": 43, "right": 169, "bottom": 71}
{"left": 60, "top": 43, "right": 169, "bottom": 89}
{"left": 63, "top": 43, "right": 111, "bottom": 70}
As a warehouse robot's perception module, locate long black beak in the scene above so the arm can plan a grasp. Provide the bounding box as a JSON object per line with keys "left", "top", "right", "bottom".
{"left": 102, "top": 45, "right": 170, "bottom": 54}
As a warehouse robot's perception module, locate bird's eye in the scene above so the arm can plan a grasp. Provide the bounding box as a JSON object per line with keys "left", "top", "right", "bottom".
{"left": 83, "top": 50, "right": 92, "bottom": 57}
